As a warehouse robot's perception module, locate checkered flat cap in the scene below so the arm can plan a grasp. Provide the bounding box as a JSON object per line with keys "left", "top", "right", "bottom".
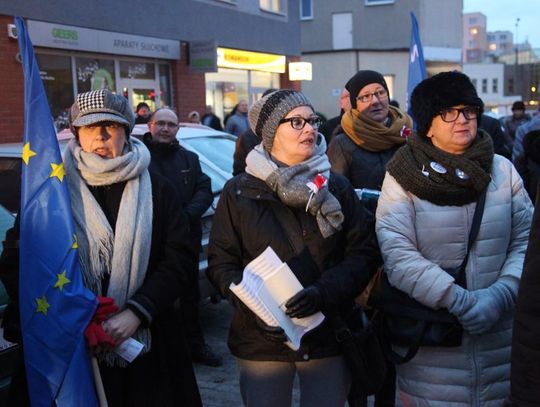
{"left": 69, "top": 89, "right": 135, "bottom": 132}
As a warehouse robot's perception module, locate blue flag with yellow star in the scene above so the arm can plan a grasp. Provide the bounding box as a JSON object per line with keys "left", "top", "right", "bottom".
{"left": 406, "top": 12, "right": 427, "bottom": 117}
{"left": 15, "top": 16, "right": 98, "bottom": 407}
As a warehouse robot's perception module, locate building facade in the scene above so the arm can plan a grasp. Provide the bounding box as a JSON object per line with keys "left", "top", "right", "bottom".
{"left": 300, "top": 0, "right": 462, "bottom": 118}
{"left": 0, "top": 0, "right": 302, "bottom": 143}
{"left": 463, "top": 12, "right": 487, "bottom": 63}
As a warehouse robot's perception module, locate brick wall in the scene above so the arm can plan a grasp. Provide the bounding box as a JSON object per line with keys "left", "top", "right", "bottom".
{"left": 171, "top": 42, "right": 207, "bottom": 123}
{"left": 0, "top": 15, "right": 25, "bottom": 143}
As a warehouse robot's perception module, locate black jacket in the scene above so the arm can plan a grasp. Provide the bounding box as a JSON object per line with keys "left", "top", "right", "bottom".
{"left": 207, "top": 172, "right": 380, "bottom": 361}
{"left": 201, "top": 113, "right": 223, "bottom": 131}
{"left": 143, "top": 134, "right": 212, "bottom": 247}
{"left": 328, "top": 132, "right": 401, "bottom": 191}
{"left": 0, "top": 172, "right": 202, "bottom": 406}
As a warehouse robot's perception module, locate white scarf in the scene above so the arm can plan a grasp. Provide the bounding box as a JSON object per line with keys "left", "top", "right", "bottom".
{"left": 64, "top": 137, "right": 153, "bottom": 366}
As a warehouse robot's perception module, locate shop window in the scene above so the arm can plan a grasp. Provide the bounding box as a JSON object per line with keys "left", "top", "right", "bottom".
{"left": 206, "top": 68, "right": 249, "bottom": 121}
{"left": 159, "top": 64, "right": 172, "bottom": 108}
{"left": 76, "top": 57, "right": 116, "bottom": 93}
{"left": 36, "top": 54, "right": 74, "bottom": 130}
{"left": 260, "top": 0, "right": 284, "bottom": 14}
{"left": 120, "top": 61, "right": 156, "bottom": 80}
{"left": 300, "top": 0, "right": 313, "bottom": 20}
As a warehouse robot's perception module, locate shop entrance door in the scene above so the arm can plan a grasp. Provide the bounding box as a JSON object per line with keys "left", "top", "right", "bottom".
{"left": 120, "top": 85, "right": 158, "bottom": 113}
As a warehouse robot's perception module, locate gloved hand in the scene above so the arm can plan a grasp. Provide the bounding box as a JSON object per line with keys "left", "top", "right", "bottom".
{"left": 444, "top": 284, "right": 477, "bottom": 318}
{"left": 285, "top": 286, "right": 323, "bottom": 318}
{"left": 255, "top": 317, "right": 288, "bottom": 343}
{"left": 84, "top": 296, "right": 118, "bottom": 349}
{"left": 459, "top": 280, "right": 516, "bottom": 335}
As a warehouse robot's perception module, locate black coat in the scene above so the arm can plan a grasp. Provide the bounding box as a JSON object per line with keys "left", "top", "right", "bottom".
{"left": 509, "top": 184, "right": 540, "bottom": 407}
{"left": 201, "top": 113, "right": 223, "bottom": 131}
{"left": 480, "top": 114, "right": 512, "bottom": 159}
{"left": 0, "top": 171, "right": 202, "bottom": 407}
{"left": 207, "top": 172, "right": 380, "bottom": 361}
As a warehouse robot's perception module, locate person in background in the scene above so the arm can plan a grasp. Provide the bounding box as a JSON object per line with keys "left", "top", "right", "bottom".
{"left": 480, "top": 113, "right": 511, "bottom": 159}
{"left": 143, "top": 108, "right": 222, "bottom": 367}
{"left": 188, "top": 111, "right": 201, "bottom": 124}
{"left": 232, "top": 89, "right": 277, "bottom": 176}
{"left": 389, "top": 100, "right": 400, "bottom": 109}
{"left": 376, "top": 71, "right": 532, "bottom": 406}
{"left": 201, "top": 105, "right": 223, "bottom": 131}
{"left": 208, "top": 90, "right": 380, "bottom": 407}
{"left": 318, "top": 87, "right": 352, "bottom": 145}
{"left": 328, "top": 69, "right": 411, "bottom": 406}
{"left": 504, "top": 101, "right": 530, "bottom": 145}
{"left": 134, "top": 101, "right": 151, "bottom": 124}
{"left": 513, "top": 104, "right": 540, "bottom": 163}
{"left": 225, "top": 99, "right": 249, "bottom": 136}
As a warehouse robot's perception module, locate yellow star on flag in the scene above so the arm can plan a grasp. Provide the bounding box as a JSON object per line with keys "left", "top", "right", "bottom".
{"left": 22, "top": 142, "right": 37, "bottom": 165}
{"left": 54, "top": 271, "right": 71, "bottom": 291}
{"left": 49, "top": 162, "right": 65, "bottom": 182}
{"left": 36, "top": 296, "right": 50, "bottom": 315}
{"left": 72, "top": 234, "right": 78, "bottom": 249}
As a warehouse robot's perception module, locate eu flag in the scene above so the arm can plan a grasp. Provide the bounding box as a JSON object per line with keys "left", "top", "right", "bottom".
{"left": 406, "top": 12, "right": 427, "bottom": 117}
{"left": 15, "top": 17, "right": 98, "bottom": 406}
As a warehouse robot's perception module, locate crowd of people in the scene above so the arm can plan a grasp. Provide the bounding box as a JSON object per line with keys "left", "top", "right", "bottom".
{"left": 1, "top": 68, "right": 540, "bottom": 407}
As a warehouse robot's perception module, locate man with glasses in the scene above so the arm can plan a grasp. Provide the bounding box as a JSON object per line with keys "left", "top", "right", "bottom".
{"left": 143, "top": 108, "right": 223, "bottom": 367}
{"left": 328, "top": 70, "right": 412, "bottom": 407}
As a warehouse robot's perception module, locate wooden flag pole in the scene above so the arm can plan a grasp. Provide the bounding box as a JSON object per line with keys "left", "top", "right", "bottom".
{"left": 92, "top": 356, "right": 108, "bottom": 407}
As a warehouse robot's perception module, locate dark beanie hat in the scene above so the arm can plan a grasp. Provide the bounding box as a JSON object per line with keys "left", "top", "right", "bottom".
{"left": 248, "top": 90, "right": 313, "bottom": 151}
{"left": 512, "top": 101, "right": 525, "bottom": 111}
{"left": 346, "top": 70, "right": 389, "bottom": 108}
{"left": 410, "top": 71, "right": 484, "bottom": 138}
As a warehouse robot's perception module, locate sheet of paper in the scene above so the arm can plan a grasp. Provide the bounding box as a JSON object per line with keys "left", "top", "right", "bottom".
{"left": 114, "top": 337, "right": 144, "bottom": 363}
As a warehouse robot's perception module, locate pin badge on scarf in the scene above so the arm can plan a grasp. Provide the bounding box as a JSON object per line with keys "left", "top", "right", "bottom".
{"left": 430, "top": 162, "right": 447, "bottom": 174}
{"left": 306, "top": 173, "right": 327, "bottom": 212}
{"left": 421, "top": 165, "right": 429, "bottom": 177}
{"left": 455, "top": 168, "right": 470, "bottom": 180}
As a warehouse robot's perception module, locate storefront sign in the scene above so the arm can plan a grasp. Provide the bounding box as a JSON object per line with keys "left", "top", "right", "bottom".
{"left": 189, "top": 41, "right": 217, "bottom": 72}
{"left": 217, "top": 47, "right": 285, "bottom": 73}
{"left": 27, "top": 20, "right": 180, "bottom": 60}
{"left": 288, "top": 62, "right": 312, "bottom": 81}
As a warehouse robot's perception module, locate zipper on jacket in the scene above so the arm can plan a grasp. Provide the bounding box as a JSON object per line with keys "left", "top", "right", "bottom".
{"left": 470, "top": 334, "right": 481, "bottom": 407}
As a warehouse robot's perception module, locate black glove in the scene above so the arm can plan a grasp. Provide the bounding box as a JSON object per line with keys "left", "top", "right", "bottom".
{"left": 285, "top": 286, "right": 323, "bottom": 318}
{"left": 255, "top": 317, "right": 288, "bottom": 343}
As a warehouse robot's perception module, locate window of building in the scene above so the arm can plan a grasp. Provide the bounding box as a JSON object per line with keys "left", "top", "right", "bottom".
{"left": 119, "top": 61, "right": 155, "bottom": 80}
{"left": 492, "top": 78, "right": 498, "bottom": 93}
{"left": 508, "top": 78, "right": 514, "bottom": 93}
{"left": 472, "top": 78, "right": 478, "bottom": 90}
{"left": 469, "top": 17, "right": 477, "bottom": 24}
{"left": 365, "top": 0, "right": 395, "bottom": 5}
{"left": 300, "top": 0, "right": 313, "bottom": 20}
{"left": 500, "top": 34, "right": 507, "bottom": 40}
{"left": 482, "top": 78, "right": 488, "bottom": 93}
{"left": 332, "top": 12, "right": 353, "bottom": 49}
{"left": 76, "top": 57, "right": 116, "bottom": 94}
{"left": 260, "top": 0, "right": 284, "bottom": 13}
{"left": 35, "top": 54, "right": 74, "bottom": 130}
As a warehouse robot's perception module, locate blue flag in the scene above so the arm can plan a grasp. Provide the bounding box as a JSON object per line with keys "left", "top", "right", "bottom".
{"left": 15, "top": 16, "right": 98, "bottom": 407}
{"left": 407, "top": 12, "right": 427, "bottom": 117}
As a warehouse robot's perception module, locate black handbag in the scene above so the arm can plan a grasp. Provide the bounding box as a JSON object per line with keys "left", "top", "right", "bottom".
{"left": 331, "top": 308, "right": 387, "bottom": 397}
{"left": 378, "top": 189, "right": 487, "bottom": 365}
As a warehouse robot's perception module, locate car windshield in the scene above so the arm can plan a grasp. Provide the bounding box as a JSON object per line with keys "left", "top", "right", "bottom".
{"left": 199, "top": 162, "right": 229, "bottom": 193}
{"left": 182, "top": 137, "right": 235, "bottom": 175}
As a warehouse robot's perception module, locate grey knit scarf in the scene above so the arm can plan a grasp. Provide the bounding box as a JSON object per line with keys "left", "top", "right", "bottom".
{"left": 245, "top": 135, "right": 344, "bottom": 238}
{"left": 64, "top": 137, "right": 153, "bottom": 366}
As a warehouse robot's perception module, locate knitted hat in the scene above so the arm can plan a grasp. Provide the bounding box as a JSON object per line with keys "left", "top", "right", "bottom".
{"left": 248, "top": 90, "right": 314, "bottom": 151}
{"left": 346, "top": 70, "right": 389, "bottom": 108}
{"left": 69, "top": 89, "right": 135, "bottom": 133}
{"left": 410, "top": 71, "right": 484, "bottom": 138}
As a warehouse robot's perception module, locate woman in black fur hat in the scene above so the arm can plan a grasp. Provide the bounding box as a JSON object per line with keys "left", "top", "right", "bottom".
{"left": 375, "top": 71, "right": 533, "bottom": 406}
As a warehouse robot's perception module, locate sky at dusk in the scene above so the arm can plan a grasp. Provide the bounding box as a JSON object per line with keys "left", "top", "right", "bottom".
{"left": 463, "top": 0, "right": 540, "bottom": 48}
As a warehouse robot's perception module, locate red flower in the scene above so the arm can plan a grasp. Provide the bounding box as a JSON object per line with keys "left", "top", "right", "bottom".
{"left": 400, "top": 125, "right": 412, "bottom": 138}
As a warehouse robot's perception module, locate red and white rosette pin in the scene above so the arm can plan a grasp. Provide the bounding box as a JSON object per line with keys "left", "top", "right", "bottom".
{"left": 400, "top": 125, "right": 412, "bottom": 138}
{"left": 305, "top": 173, "right": 327, "bottom": 212}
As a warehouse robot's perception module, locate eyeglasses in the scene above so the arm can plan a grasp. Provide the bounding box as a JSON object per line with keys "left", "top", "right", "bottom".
{"left": 151, "top": 120, "right": 179, "bottom": 129}
{"left": 356, "top": 89, "right": 388, "bottom": 104}
{"left": 279, "top": 116, "right": 322, "bottom": 130}
{"left": 439, "top": 106, "right": 480, "bottom": 122}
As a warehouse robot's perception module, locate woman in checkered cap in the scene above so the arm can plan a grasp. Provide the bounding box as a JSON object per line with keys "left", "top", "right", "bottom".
{"left": 63, "top": 89, "right": 202, "bottom": 406}
{"left": 207, "top": 90, "right": 380, "bottom": 406}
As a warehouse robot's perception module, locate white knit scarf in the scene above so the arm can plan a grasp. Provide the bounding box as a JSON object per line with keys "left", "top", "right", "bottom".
{"left": 64, "top": 137, "right": 153, "bottom": 366}
{"left": 245, "top": 134, "right": 344, "bottom": 238}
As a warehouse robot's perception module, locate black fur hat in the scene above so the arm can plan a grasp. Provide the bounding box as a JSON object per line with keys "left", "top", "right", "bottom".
{"left": 410, "top": 71, "right": 484, "bottom": 138}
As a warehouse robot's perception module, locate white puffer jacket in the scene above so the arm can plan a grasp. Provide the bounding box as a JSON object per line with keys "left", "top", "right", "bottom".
{"left": 376, "top": 155, "right": 533, "bottom": 406}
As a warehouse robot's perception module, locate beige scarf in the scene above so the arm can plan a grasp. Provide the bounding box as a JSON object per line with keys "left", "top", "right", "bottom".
{"left": 341, "top": 105, "right": 412, "bottom": 152}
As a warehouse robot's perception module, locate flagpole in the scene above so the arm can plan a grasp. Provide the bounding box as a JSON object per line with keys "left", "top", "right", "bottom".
{"left": 91, "top": 357, "right": 108, "bottom": 407}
